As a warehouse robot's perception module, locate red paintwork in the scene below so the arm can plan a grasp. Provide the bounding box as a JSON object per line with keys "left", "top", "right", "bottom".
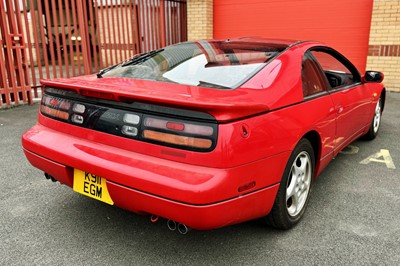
{"left": 22, "top": 39, "right": 385, "bottom": 230}
{"left": 22, "top": 123, "right": 288, "bottom": 204}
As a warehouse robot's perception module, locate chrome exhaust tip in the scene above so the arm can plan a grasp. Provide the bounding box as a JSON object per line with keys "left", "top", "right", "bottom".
{"left": 167, "top": 220, "right": 177, "bottom": 231}
{"left": 177, "top": 223, "right": 190, "bottom": 235}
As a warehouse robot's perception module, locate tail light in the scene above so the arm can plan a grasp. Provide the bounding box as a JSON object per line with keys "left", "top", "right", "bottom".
{"left": 40, "top": 89, "right": 217, "bottom": 152}
{"left": 40, "top": 96, "right": 71, "bottom": 121}
{"left": 142, "top": 117, "right": 215, "bottom": 150}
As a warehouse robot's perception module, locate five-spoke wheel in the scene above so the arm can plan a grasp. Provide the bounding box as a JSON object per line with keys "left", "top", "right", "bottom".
{"left": 364, "top": 96, "right": 383, "bottom": 140}
{"left": 265, "top": 139, "right": 314, "bottom": 229}
{"left": 286, "top": 151, "right": 312, "bottom": 217}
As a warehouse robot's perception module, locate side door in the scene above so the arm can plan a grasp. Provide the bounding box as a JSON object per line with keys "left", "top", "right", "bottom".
{"left": 309, "top": 48, "right": 373, "bottom": 154}
{"left": 301, "top": 52, "right": 337, "bottom": 174}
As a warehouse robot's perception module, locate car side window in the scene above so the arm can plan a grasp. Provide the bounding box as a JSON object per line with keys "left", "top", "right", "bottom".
{"left": 310, "top": 50, "right": 360, "bottom": 89}
{"left": 302, "top": 52, "right": 328, "bottom": 97}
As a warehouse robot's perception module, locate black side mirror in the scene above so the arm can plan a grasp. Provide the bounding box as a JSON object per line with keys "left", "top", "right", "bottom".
{"left": 363, "top": 71, "right": 384, "bottom": 83}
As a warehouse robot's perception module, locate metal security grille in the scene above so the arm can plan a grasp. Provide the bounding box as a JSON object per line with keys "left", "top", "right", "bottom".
{"left": 0, "top": 0, "right": 31, "bottom": 106}
{"left": 0, "top": 0, "right": 187, "bottom": 108}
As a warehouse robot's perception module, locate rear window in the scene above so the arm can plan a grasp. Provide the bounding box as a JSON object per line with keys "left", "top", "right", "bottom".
{"left": 102, "top": 41, "right": 287, "bottom": 89}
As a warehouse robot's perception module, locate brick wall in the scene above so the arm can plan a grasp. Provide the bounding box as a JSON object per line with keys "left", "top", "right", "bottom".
{"left": 367, "top": 0, "right": 400, "bottom": 92}
{"left": 187, "top": 0, "right": 213, "bottom": 40}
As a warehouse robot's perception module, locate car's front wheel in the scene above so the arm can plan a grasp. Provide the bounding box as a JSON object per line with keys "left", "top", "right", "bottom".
{"left": 264, "top": 139, "right": 314, "bottom": 229}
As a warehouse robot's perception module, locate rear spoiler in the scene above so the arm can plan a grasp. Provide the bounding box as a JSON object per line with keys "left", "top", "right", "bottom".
{"left": 41, "top": 78, "right": 270, "bottom": 122}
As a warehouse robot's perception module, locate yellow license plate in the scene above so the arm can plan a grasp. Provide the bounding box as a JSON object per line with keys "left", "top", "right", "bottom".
{"left": 73, "top": 169, "right": 114, "bottom": 205}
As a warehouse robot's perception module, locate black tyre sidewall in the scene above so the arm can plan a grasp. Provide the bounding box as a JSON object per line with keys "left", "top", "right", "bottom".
{"left": 366, "top": 97, "right": 382, "bottom": 140}
{"left": 267, "top": 138, "right": 315, "bottom": 229}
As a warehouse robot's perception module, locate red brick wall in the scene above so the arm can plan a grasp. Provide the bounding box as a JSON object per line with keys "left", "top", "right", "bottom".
{"left": 369, "top": 45, "right": 400, "bottom": 57}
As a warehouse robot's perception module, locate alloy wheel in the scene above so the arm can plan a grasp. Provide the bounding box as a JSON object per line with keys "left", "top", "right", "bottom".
{"left": 286, "top": 151, "right": 312, "bottom": 217}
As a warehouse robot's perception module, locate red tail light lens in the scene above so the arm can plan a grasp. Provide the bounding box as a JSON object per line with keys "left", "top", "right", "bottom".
{"left": 40, "top": 94, "right": 86, "bottom": 125}
{"left": 166, "top": 122, "right": 185, "bottom": 131}
{"left": 41, "top": 95, "right": 71, "bottom": 121}
{"left": 80, "top": 89, "right": 114, "bottom": 100}
{"left": 142, "top": 116, "right": 216, "bottom": 151}
{"left": 144, "top": 117, "right": 214, "bottom": 136}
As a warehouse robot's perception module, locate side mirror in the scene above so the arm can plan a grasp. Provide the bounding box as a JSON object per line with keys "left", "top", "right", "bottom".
{"left": 363, "top": 71, "right": 384, "bottom": 83}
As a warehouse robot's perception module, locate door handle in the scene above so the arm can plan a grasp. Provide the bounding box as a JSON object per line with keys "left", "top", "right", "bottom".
{"left": 336, "top": 105, "right": 343, "bottom": 114}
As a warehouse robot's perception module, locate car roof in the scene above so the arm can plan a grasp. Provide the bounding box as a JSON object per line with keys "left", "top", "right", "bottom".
{"left": 229, "top": 36, "right": 302, "bottom": 46}
{"left": 195, "top": 37, "right": 315, "bottom": 51}
{"left": 178, "top": 37, "right": 306, "bottom": 55}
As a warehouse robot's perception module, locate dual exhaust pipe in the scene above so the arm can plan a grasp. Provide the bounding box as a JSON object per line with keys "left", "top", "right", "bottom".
{"left": 167, "top": 219, "right": 190, "bottom": 235}
{"left": 150, "top": 215, "right": 190, "bottom": 234}
{"left": 44, "top": 173, "right": 57, "bottom": 182}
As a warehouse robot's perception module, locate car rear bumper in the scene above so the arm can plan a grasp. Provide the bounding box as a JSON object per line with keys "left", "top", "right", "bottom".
{"left": 22, "top": 123, "right": 284, "bottom": 230}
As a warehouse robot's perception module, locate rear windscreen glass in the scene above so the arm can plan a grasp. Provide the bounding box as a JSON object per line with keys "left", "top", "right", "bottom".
{"left": 102, "top": 41, "right": 287, "bottom": 89}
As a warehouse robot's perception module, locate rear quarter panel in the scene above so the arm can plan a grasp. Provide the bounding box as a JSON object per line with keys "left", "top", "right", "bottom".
{"left": 219, "top": 93, "right": 337, "bottom": 184}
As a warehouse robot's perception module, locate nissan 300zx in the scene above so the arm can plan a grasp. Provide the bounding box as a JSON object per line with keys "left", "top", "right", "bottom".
{"left": 22, "top": 38, "right": 385, "bottom": 232}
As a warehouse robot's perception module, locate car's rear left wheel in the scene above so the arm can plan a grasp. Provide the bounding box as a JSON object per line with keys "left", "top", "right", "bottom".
{"left": 363, "top": 96, "right": 383, "bottom": 140}
{"left": 264, "top": 139, "right": 314, "bottom": 229}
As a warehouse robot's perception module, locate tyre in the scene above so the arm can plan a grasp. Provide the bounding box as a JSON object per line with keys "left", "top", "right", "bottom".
{"left": 265, "top": 139, "right": 314, "bottom": 229}
{"left": 363, "top": 96, "right": 383, "bottom": 140}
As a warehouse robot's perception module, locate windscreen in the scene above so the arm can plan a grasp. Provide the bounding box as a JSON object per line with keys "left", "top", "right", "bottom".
{"left": 102, "top": 40, "right": 287, "bottom": 89}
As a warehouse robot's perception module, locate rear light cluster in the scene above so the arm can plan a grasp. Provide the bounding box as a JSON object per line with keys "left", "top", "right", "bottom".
{"left": 143, "top": 117, "right": 214, "bottom": 149}
{"left": 40, "top": 90, "right": 217, "bottom": 152}
{"left": 41, "top": 96, "right": 71, "bottom": 121}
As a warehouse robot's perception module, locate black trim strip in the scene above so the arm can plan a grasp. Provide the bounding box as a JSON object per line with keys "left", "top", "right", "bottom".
{"left": 303, "top": 91, "right": 330, "bottom": 101}
{"left": 327, "top": 82, "right": 363, "bottom": 93}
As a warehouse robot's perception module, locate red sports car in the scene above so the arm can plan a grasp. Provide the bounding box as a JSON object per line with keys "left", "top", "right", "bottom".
{"left": 22, "top": 38, "right": 385, "bottom": 233}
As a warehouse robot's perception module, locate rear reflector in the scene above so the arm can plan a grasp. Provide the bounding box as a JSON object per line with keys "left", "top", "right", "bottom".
{"left": 143, "top": 130, "right": 212, "bottom": 149}
{"left": 238, "top": 181, "right": 256, "bottom": 192}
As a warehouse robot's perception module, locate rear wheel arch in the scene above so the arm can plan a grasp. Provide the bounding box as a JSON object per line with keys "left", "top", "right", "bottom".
{"left": 363, "top": 89, "right": 385, "bottom": 140}
{"left": 264, "top": 137, "right": 315, "bottom": 229}
{"left": 301, "top": 131, "right": 321, "bottom": 177}
{"left": 381, "top": 88, "right": 386, "bottom": 112}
